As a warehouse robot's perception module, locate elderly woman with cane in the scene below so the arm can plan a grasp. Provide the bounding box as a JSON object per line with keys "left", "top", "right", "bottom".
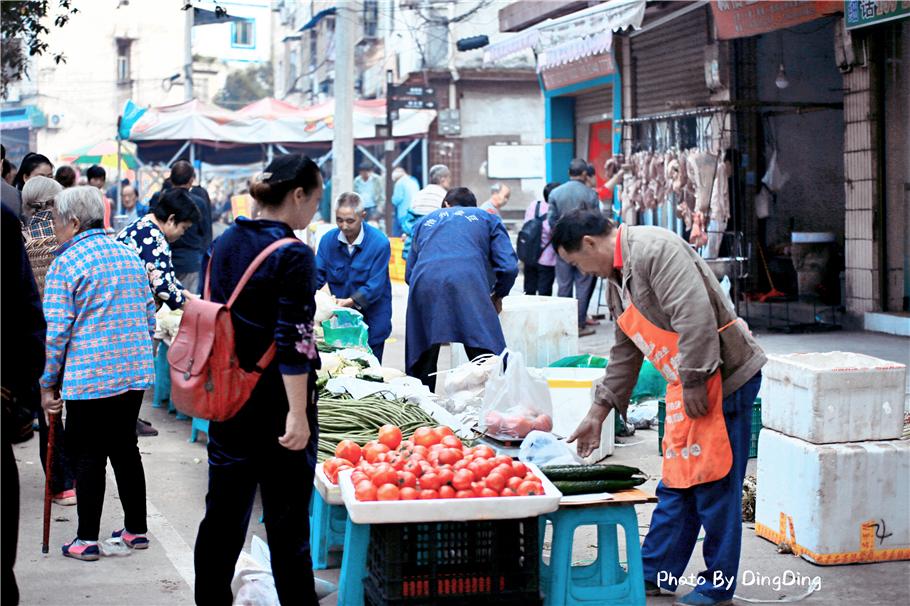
{"left": 40, "top": 186, "right": 156, "bottom": 561}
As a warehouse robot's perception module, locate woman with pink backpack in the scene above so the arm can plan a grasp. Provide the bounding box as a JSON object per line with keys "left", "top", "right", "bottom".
{"left": 191, "top": 154, "right": 324, "bottom": 605}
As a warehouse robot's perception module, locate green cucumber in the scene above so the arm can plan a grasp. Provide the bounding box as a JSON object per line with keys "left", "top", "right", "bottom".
{"left": 540, "top": 464, "right": 644, "bottom": 481}
{"left": 552, "top": 477, "right": 646, "bottom": 496}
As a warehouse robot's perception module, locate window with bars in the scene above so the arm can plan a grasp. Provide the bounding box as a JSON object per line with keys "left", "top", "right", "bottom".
{"left": 116, "top": 38, "right": 132, "bottom": 84}
{"left": 363, "top": 0, "right": 378, "bottom": 38}
{"left": 231, "top": 19, "right": 255, "bottom": 48}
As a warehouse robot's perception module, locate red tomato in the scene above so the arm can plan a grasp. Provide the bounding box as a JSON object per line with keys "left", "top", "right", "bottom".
{"left": 399, "top": 487, "right": 419, "bottom": 500}
{"left": 403, "top": 459, "right": 424, "bottom": 477}
{"left": 440, "top": 435, "right": 462, "bottom": 449}
{"left": 419, "top": 489, "right": 439, "bottom": 500}
{"left": 378, "top": 424, "right": 403, "bottom": 450}
{"left": 428, "top": 443, "right": 445, "bottom": 454}
{"left": 413, "top": 427, "right": 440, "bottom": 448}
{"left": 419, "top": 472, "right": 441, "bottom": 491}
{"left": 507, "top": 476, "right": 523, "bottom": 491}
{"left": 455, "top": 490, "right": 475, "bottom": 499}
{"left": 439, "top": 485, "right": 456, "bottom": 499}
{"left": 322, "top": 457, "right": 344, "bottom": 480}
{"left": 371, "top": 465, "right": 398, "bottom": 488}
{"left": 532, "top": 414, "right": 553, "bottom": 433}
{"left": 517, "top": 481, "right": 543, "bottom": 496}
{"left": 397, "top": 471, "right": 418, "bottom": 488}
{"left": 364, "top": 443, "right": 390, "bottom": 463}
{"left": 500, "top": 488, "right": 517, "bottom": 497}
{"left": 468, "top": 461, "right": 485, "bottom": 482}
{"left": 412, "top": 445, "right": 429, "bottom": 457}
{"left": 453, "top": 460, "right": 469, "bottom": 471}
{"left": 436, "top": 468, "right": 454, "bottom": 487}
{"left": 335, "top": 440, "right": 362, "bottom": 465}
{"left": 377, "top": 484, "right": 400, "bottom": 501}
{"left": 438, "top": 448, "right": 463, "bottom": 466}
{"left": 485, "top": 472, "right": 506, "bottom": 493}
{"left": 351, "top": 470, "right": 369, "bottom": 486}
{"left": 355, "top": 481, "right": 377, "bottom": 501}
{"left": 329, "top": 463, "right": 351, "bottom": 484}
{"left": 472, "top": 445, "right": 496, "bottom": 459}
{"left": 480, "top": 488, "right": 499, "bottom": 498}
{"left": 511, "top": 461, "right": 528, "bottom": 477}
{"left": 398, "top": 440, "right": 415, "bottom": 456}
{"left": 494, "top": 463, "right": 514, "bottom": 480}
{"left": 433, "top": 426, "right": 455, "bottom": 439}
{"left": 374, "top": 452, "right": 390, "bottom": 463}
{"left": 492, "top": 455, "right": 513, "bottom": 468}
{"left": 452, "top": 469, "right": 474, "bottom": 491}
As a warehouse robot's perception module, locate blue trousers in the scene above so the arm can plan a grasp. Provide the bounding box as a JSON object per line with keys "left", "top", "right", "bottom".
{"left": 641, "top": 372, "right": 762, "bottom": 601}
{"left": 370, "top": 341, "right": 385, "bottom": 364}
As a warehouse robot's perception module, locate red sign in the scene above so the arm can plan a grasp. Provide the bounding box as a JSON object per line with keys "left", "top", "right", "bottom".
{"left": 711, "top": 0, "right": 842, "bottom": 40}
{"left": 541, "top": 52, "right": 614, "bottom": 91}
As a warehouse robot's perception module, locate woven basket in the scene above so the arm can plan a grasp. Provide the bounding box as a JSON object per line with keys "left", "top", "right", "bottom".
{"left": 25, "top": 235, "right": 58, "bottom": 299}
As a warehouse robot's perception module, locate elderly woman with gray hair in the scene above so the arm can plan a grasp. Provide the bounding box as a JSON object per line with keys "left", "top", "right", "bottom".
{"left": 40, "top": 186, "right": 156, "bottom": 561}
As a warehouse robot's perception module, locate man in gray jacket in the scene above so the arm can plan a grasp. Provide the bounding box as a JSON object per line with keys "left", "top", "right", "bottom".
{"left": 553, "top": 209, "right": 766, "bottom": 606}
{"left": 547, "top": 158, "right": 599, "bottom": 336}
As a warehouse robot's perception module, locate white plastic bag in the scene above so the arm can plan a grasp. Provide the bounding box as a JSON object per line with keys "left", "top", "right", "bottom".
{"left": 231, "top": 536, "right": 336, "bottom": 605}
{"left": 762, "top": 150, "right": 789, "bottom": 193}
{"left": 480, "top": 351, "right": 553, "bottom": 440}
{"left": 518, "top": 431, "right": 581, "bottom": 467}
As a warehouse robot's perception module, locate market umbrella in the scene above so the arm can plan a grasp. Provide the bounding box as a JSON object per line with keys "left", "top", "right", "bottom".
{"left": 58, "top": 139, "right": 139, "bottom": 170}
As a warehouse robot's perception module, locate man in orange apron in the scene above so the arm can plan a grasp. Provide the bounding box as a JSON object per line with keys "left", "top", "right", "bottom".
{"left": 552, "top": 209, "right": 765, "bottom": 606}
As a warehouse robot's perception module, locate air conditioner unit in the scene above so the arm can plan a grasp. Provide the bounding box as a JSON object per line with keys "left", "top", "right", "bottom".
{"left": 47, "top": 113, "right": 65, "bottom": 129}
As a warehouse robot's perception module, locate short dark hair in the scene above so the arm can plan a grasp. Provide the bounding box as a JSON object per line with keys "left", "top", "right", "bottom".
{"left": 86, "top": 165, "right": 106, "bottom": 182}
{"left": 2, "top": 159, "right": 11, "bottom": 179}
{"left": 443, "top": 187, "right": 476, "bottom": 207}
{"left": 543, "top": 182, "right": 560, "bottom": 203}
{"left": 249, "top": 153, "right": 322, "bottom": 207}
{"left": 358, "top": 160, "right": 373, "bottom": 172}
{"left": 55, "top": 165, "right": 77, "bottom": 188}
{"left": 152, "top": 188, "right": 201, "bottom": 224}
{"left": 169, "top": 160, "right": 195, "bottom": 187}
{"left": 568, "top": 158, "right": 588, "bottom": 177}
{"left": 586, "top": 163, "right": 596, "bottom": 177}
{"left": 552, "top": 209, "right": 615, "bottom": 253}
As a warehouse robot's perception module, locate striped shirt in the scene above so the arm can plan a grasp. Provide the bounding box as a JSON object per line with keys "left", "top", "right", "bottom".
{"left": 40, "top": 228, "right": 156, "bottom": 400}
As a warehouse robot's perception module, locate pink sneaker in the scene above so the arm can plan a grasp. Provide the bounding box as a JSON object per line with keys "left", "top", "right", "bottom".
{"left": 111, "top": 528, "right": 150, "bottom": 549}
{"left": 62, "top": 539, "right": 100, "bottom": 561}
{"left": 53, "top": 489, "right": 77, "bottom": 506}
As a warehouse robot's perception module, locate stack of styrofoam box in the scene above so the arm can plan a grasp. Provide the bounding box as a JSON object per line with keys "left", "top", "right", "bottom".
{"left": 756, "top": 352, "right": 910, "bottom": 564}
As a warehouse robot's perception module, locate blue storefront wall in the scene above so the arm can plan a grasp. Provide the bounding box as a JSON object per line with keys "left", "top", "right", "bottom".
{"left": 539, "top": 57, "right": 622, "bottom": 213}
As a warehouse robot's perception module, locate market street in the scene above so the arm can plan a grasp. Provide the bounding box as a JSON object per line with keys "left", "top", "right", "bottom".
{"left": 11, "top": 282, "right": 910, "bottom": 606}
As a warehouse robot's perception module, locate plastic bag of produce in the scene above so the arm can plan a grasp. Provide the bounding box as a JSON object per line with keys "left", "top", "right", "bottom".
{"left": 481, "top": 350, "right": 553, "bottom": 440}
{"left": 549, "top": 354, "right": 607, "bottom": 368}
{"left": 321, "top": 310, "right": 371, "bottom": 351}
{"left": 518, "top": 430, "right": 581, "bottom": 467}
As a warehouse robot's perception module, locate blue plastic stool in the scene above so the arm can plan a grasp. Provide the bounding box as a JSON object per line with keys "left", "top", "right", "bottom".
{"left": 310, "top": 490, "right": 348, "bottom": 570}
{"left": 189, "top": 417, "right": 209, "bottom": 443}
{"left": 540, "top": 503, "right": 646, "bottom": 606}
{"left": 153, "top": 343, "right": 170, "bottom": 409}
{"left": 337, "top": 518, "right": 370, "bottom": 606}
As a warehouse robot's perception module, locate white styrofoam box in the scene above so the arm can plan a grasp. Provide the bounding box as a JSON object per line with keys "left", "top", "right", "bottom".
{"left": 755, "top": 428, "right": 910, "bottom": 564}
{"left": 761, "top": 352, "right": 906, "bottom": 443}
{"left": 314, "top": 463, "right": 343, "bottom": 505}
{"left": 338, "top": 463, "right": 562, "bottom": 524}
{"left": 451, "top": 295, "right": 578, "bottom": 369}
{"left": 539, "top": 367, "right": 615, "bottom": 462}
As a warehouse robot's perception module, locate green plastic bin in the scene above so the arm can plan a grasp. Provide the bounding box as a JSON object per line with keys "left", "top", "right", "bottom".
{"left": 658, "top": 397, "right": 762, "bottom": 459}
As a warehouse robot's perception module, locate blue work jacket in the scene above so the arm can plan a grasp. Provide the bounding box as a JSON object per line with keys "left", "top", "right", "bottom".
{"left": 315, "top": 223, "right": 393, "bottom": 348}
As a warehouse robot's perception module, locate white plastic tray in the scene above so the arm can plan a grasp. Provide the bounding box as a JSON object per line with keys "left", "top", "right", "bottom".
{"left": 314, "top": 463, "right": 343, "bottom": 505}
{"left": 339, "top": 462, "right": 562, "bottom": 524}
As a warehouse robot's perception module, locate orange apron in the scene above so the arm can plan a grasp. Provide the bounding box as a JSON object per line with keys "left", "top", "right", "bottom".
{"left": 616, "top": 303, "right": 735, "bottom": 489}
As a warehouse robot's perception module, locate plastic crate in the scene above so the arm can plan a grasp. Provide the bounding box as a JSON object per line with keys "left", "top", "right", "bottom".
{"left": 364, "top": 517, "right": 541, "bottom": 606}
{"left": 658, "top": 398, "right": 762, "bottom": 459}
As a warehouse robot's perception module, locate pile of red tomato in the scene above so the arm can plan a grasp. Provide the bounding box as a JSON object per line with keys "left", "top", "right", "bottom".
{"left": 322, "top": 424, "right": 546, "bottom": 501}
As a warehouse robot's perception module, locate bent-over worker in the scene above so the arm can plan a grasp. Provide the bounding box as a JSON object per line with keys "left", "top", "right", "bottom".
{"left": 553, "top": 209, "right": 765, "bottom": 606}
{"left": 405, "top": 187, "right": 518, "bottom": 391}
{"left": 316, "top": 192, "right": 393, "bottom": 362}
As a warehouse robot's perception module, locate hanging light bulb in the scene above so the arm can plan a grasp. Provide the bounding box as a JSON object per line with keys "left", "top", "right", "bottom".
{"left": 775, "top": 62, "right": 789, "bottom": 89}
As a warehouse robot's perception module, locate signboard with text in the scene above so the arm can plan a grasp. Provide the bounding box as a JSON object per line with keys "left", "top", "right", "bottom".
{"left": 845, "top": 0, "right": 910, "bottom": 28}
{"left": 711, "top": 0, "right": 842, "bottom": 39}
{"left": 541, "top": 52, "right": 614, "bottom": 91}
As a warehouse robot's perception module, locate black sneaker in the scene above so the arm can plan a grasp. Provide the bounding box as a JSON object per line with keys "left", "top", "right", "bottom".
{"left": 136, "top": 419, "right": 158, "bottom": 437}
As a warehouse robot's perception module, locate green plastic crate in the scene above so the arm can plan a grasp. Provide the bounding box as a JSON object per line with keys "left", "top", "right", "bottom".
{"left": 657, "top": 398, "right": 762, "bottom": 459}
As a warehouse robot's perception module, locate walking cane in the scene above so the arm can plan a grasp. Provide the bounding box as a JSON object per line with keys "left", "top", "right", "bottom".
{"left": 42, "top": 412, "right": 58, "bottom": 554}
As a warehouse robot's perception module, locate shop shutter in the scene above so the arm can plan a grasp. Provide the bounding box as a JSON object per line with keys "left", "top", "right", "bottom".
{"left": 631, "top": 6, "right": 711, "bottom": 117}
{"left": 574, "top": 84, "right": 613, "bottom": 124}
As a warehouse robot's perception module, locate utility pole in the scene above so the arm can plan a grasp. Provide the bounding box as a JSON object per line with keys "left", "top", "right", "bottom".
{"left": 184, "top": 6, "right": 194, "bottom": 101}
{"left": 331, "top": 1, "right": 356, "bottom": 211}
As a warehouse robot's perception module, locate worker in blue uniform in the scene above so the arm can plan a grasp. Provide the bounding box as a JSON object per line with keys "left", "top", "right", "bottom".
{"left": 405, "top": 187, "right": 518, "bottom": 391}
{"left": 315, "top": 192, "right": 393, "bottom": 362}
